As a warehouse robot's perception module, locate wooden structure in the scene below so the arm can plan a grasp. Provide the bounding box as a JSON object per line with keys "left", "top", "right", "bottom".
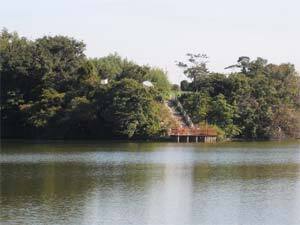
{"left": 166, "top": 98, "right": 218, "bottom": 143}
{"left": 169, "top": 127, "right": 217, "bottom": 143}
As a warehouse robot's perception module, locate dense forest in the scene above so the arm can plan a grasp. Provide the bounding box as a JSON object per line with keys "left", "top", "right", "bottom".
{"left": 1, "top": 29, "right": 300, "bottom": 140}
{"left": 178, "top": 54, "right": 300, "bottom": 139}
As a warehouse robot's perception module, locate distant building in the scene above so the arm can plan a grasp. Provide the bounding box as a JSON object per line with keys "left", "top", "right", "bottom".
{"left": 100, "top": 78, "right": 108, "bottom": 85}
{"left": 142, "top": 81, "right": 153, "bottom": 87}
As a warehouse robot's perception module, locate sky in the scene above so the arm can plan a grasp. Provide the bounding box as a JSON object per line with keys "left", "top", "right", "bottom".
{"left": 1, "top": 0, "right": 300, "bottom": 83}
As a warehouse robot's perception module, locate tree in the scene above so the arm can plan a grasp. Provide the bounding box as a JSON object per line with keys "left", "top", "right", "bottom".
{"left": 180, "top": 80, "right": 189, "bottom": 91}
{"left": 0, "top": 29, "right": 37, "bottom": 137}
{"left": 34, "top": 35, "right": 86, "bottom": 92}
{"left": 225, "top": 56, "right": 250, "bottom": 73}
{"left": 176, "top": 53, "right": 209, "bottom": 91}
{"left": 208, "top": 94, "right": 241, "bottom": 137}
{"left": 179, "top": 92, "right": 211, "bottom": 124}
{"left": 144, "top": 68, "right": 171, "bottom": 97}
{"left": 171, "top": 84, "right": 180, "bottom": 92}
{"left": 90, "top": 53, "right": 123, "bottom": 80}
{"left": 266, "top": 105, "right": 300, "bottom": 139}
{"left": 100, "top": 79, "right": 162, "bottom": 138}
{"left": 1, "top": 30, "right": 299, "bottom": 140}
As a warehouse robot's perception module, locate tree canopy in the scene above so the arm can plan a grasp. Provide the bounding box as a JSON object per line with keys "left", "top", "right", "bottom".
{"left": 1, "top": 29, "right": 172, "bottom": 139}
{"left": 1, "top": 30, "right": 299, "bottom": 140}
{"left": 177, "top": 54, "right": 300, "bottom": 139}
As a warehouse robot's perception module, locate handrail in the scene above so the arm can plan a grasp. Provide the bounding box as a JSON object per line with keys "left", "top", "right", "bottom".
{"left": 170, "top": 127, "right": 217, "bottom": 137}
{"left": 171, "top": 98, "right": 194, "bottom": 128}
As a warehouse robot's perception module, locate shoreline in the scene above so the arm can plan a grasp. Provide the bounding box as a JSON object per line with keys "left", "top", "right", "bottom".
{"left": 1, "top": 137, "right": 299, "bottom": 143}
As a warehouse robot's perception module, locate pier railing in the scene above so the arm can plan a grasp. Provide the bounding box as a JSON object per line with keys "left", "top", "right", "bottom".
{"left": 170, "top": 127, "right": 217, "bottom": 137}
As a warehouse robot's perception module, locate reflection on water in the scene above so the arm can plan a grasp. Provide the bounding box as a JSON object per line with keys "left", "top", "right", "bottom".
{"left": 1, "top": 141, "right": 300, "bottom": 225}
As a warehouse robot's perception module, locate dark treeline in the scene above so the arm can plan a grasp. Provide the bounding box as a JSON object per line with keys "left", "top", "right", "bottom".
{"left": 0, "top": 29, "right": 174, "bottom": 139}
{"left": 1, "top": 30, "right": 300, "bottom": 140}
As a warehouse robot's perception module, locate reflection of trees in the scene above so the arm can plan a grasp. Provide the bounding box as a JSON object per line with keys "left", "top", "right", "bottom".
{"left": 1, "top": 162, "right": 166, "bottom": 198}
{"left": 192, "top": 163, "right": 300, "bottom": 184}
{"left": 0, "top": 161, "right": 165, "bottom": 224}
{"left": 2, "top": 140, "right": 300, "bottom": 224}
{"left": 191, "top": 162, "right": 300, "bottom": 224}
{"left": 1, "top": 140, "right": 163, "bottom": 153}
{"left": 1, "top": 163, "right": 93, "bottom": 198}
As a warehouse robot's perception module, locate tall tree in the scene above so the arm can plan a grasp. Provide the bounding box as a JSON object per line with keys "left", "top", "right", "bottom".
{"left": 176, "top": 53, "right": 209, "bottom": 91}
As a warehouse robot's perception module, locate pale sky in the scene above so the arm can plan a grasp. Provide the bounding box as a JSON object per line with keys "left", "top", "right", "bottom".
{"left": 1, "top": 0, "right": 299, "bottom": 83}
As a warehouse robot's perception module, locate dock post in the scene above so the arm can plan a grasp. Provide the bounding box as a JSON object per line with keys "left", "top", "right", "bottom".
{"left": 195, "top": 136, "right": 198, "bottom": 143}
{"left": 186, "top": 136, "right": 189, "bottom": 143}
{"left": 177, "top": 135, "right": 180, "bottom": 143}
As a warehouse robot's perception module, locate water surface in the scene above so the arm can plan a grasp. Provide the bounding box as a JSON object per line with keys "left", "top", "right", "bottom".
{"left": 1, "top": 140, "right": 300, "bottom": 225}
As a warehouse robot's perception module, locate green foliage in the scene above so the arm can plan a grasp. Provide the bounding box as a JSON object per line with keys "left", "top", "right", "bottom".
{"left": 208, "top": 94, "right": 240, "bottom": 137}
{"left": 1, "top": 30, "right": 299, "bottom": 140}
{"left": 180, "top": 80, "right": 189, "bottom": 91}
{"left": 211, "top": 125, "right": 226, "bottom": 141}
{"left": 178, "top": 54, "right": 300, "bottom": 139}
{"left": 171, "top": 84, "right": 180, "bottom": 92}
{"left": 100, "top": 79, "right": 163, "bottom": 138}
{"left": 176, "top": 53, "right": 209, "bottom": 91}
{"left": 145, "top": 68, "right": 171, "bottom": 97}
{"left": 179, "top": 92, "right": 211, "bottom": 124}
{"left": 90, "top": 53, "right": 123, "bottom": 80}
{"left": 1, "top": 30, "right": 172, "bottom": 139}
{"left": 25, "top": 88, "right": 65, "bottom": 128}
{"left": 90, "top": 54, "right": 171, "bottom": 97}
{"left": 180, "top": 93, "right": 240, "bottom": 138}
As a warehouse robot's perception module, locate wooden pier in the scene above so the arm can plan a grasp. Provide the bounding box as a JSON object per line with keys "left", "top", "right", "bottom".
{"left": 166, "top": 98, "right": 218, "bottom": 143}
{"left": 169, "top": 127, "right": 217, "bottom": 143}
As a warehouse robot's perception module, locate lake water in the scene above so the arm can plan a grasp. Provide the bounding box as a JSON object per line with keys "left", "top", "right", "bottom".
{"left": 1, "top": 140, "right": 300, "bottom": 225}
